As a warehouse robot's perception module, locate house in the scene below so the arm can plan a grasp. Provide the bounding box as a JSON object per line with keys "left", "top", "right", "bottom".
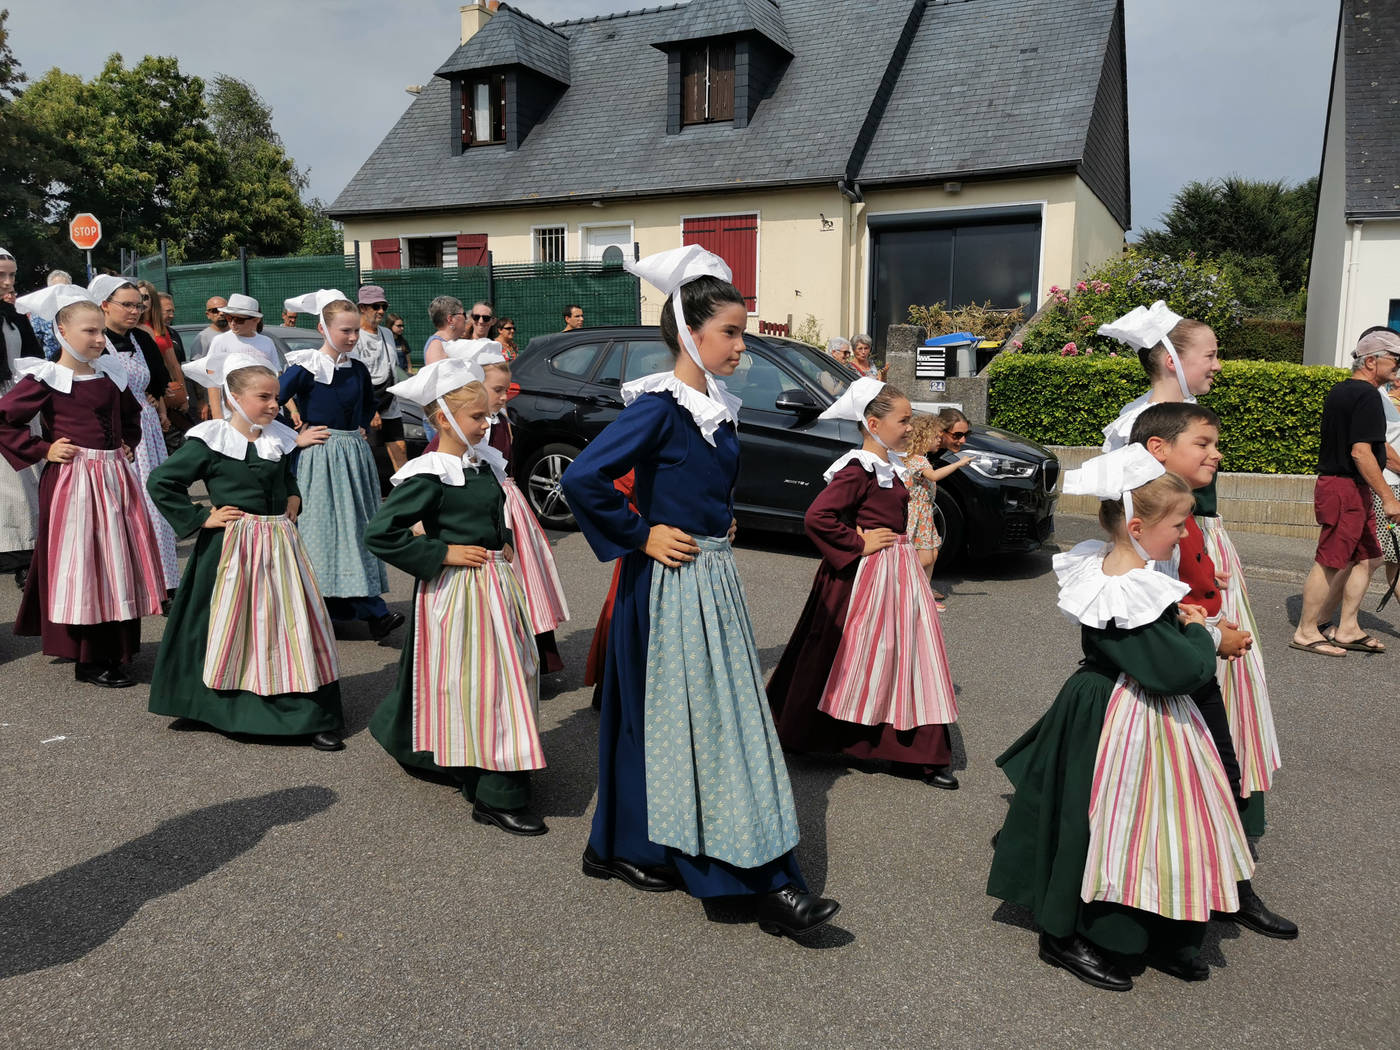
{"left": 330, "top": 0, "right": 1130, "bottom": 353}
{"left": 1304, "top": 0, "right": 1400, "bottom": 366}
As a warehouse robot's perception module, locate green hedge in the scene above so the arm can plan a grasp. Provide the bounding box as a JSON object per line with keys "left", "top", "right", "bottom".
{"left": 987, "top": 354, "right": 1349, "bottom": 474}
{"left": 1227, "top": 318, "right": 1305, "bottom": 363}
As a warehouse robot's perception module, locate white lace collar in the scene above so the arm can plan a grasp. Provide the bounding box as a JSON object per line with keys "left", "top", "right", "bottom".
{"left": 185, "top": 419, "right": 299, "bottom": 462}
{"left": 15, "top": 355, "right": 127, "bottom": 394}
{"left": 390, "top": 446, "right": 507, "bottom": 488}
{"left": 285, "top": 348, "right": 352, "bottom": 385}
{"left": 823, "top": 449, "right": 910, "bottom": 488}
{"left": 620, "top": 371, "right": 740, "bottom": 447}
{"left": 1053, "top": 539, "right": 1189, "bottom": 629}
{"left": 1101, "top": 390, "right": 1196, "bottom": 452}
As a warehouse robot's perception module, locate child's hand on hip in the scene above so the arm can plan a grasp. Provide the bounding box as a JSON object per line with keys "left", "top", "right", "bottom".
{"left": 857, "top": 526, "right": 897, "bottom": 555}
{"left": 45, "top": 437, "right": 77, "bottom": 463}
{"left": 204, "top": 506, "right": 244, "bottom": 529}
{"left": 644, "top": 524, "right": 699, "bottom": 568}
{"left": 443, "top": 544, "right": 489, "bottom": 567}
{"left": 296, "top": 426, "right": 330, "bottom": 448}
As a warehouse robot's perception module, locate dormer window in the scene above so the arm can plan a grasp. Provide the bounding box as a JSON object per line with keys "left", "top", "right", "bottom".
{"left": 462, "top": 72, "right": 507, "bottom": 147}
{"left": 681, "top": 41, "right": 735, "bottom": 126}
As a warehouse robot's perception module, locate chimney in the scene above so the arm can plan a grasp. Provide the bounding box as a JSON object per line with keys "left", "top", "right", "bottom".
{"left": 460, "top": 2, "right": 498, "bottom": 45}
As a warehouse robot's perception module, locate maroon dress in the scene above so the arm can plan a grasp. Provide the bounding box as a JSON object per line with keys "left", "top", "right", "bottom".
{"left": 766, "top": 463, "right": 952, "bottom": 768}
{"left": 0, "top": 373, "right": 146, "bottom": 663}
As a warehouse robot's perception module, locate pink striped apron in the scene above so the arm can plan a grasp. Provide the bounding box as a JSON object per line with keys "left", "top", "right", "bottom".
{"left": 1081, "top": 675, "right": 1255, "bottom": 921}
{"left": 1197, "top": 516, "right": 1281, "bottom": 796}
{"left": 47, "top": 447, "right": 165, "bottom": 624}
{"left": 411, "top": 552, "right": 545, "bottom": 771}
{"left": 818, "top": 534, "right": 958, "bottom": 730}
{"left": 501, "top": 479, "right": 570, "bottom": 634}
{"left": 203, "top": 514, "right": 340, "bottom": 696}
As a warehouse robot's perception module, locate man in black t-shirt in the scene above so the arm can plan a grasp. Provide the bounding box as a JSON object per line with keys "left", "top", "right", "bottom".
{"left": 1292, "top": 328, "right": 1400, "bottom": 656}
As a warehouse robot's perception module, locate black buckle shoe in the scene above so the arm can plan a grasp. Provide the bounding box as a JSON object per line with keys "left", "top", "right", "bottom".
{"left": 74, "top": 662, "right": 135, "bottom": 689}
{"left": 1217, "top": 883, "right": 1298, "bottom": 939}
{"left": 367, "top": 611, "right": 405, "bottom": 639}
{"left": 1037, "top": 932, "right": 1133, "bottom": 991}
{"left": 471, "top": 799, "right": 548, "bottom": 837}
{"left": 753, "top": 884, "right": 841, "bottom": 938}
{"left": 925, "top": 767, "right": 959, "bottom": 790}
{"left": 581, "top": 845, "right": 680, "bottom": 892}
{"left": 310, "top": 731, "right": 345, "bottom": 752}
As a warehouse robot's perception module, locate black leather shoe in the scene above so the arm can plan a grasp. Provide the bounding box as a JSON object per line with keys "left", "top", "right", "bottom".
{"left": 1037, "top": 932, "right": 1133, "bottom": 992}
{"left": 310, "top": 731, "right": 345, "bottom": 752}
{"left": 368, "top": 611, "right": 405, "bottom": 640}
{"left": 74, "top": 662, "right": 135, "bottom": 688}
{"left": 1151, "top": 953, "right": 1210, "bottom": 982}
{"left": 753, "top": 884, "right": 840, "bottom": 938}
{"left": 471, "top": 799, "right": 547, "bottom": 837}
{"left": 925, "top": 767, "right": 959, "bottom": 790}
{"left": 1218, "top": 881, "right": 1298, "bottom": 939}
{"left": 582, "top": 845, "right": 680, "bottom": 892}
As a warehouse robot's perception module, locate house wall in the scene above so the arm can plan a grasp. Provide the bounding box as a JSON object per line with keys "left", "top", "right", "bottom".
{"left": 1305, "top": 31, "right": 1351, "bottom": 366}
{"left": 341, "top": 172, "right": 1125, "bottom": 343}
{"left": 1345, "top": 221, "right": 1400, "bottom": 350}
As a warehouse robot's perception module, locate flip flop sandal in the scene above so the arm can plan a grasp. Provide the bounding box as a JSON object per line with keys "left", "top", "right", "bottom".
{"left": 1331, "top": 634, "right": 1386, "bottom": 653}
{"left": 1288, "top": 639, "right": 1347, "bottom": 658}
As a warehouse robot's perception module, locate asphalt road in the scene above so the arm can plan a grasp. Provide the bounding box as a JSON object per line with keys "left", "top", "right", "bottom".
{"left": 2, "top": 516, "right": 1396, "bottom": 1049}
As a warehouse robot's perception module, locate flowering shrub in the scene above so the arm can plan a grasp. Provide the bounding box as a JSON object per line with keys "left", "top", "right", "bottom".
{"left": 1010, "top": 250, "right": 1245, "bottom": 356}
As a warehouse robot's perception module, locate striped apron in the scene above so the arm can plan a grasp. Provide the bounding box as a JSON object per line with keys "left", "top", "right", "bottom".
{"left": 47, "top": 447, "right": 165, "bottom": 624}
{"left": 1081, "top": 674, "right": 1255, "bottom": 921}
{"left": 411, "top": 553, "right": 544, "bottom": 771}
{"left": 818, "top": 534, "right": 958, "bottom": 730}
{"left": 501, "top": 479, "right": 570, "bottom": 633}
{"left": 1197, "top": 515, "right": 1281, "bottom": 796}
{"left": 203, "top": 514, "right": 339, "bottom": 696}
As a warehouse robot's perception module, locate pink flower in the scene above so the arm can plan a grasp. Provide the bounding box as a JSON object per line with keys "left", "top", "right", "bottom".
{"left": 1064, "top": 342, "right": 1077, "bottom": 353}
{"left": 1075, "top": 281, "right": 1088, "bottom": 292}
{"left": 1108, "top": 351, "right": 1118, "bottom": 357}
{"left": 1049, "top": 285, "right": 1061, "bottom": 294}
{"left": 1012, "top": 340, "right": 1023, "bottom": 349}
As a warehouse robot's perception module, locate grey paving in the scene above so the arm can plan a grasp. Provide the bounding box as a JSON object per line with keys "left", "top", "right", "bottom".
{"left": 1, "top": 514, "right": 1396, "bottom": 1048}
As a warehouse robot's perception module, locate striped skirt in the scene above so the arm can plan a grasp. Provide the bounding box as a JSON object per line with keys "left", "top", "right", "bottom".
{"left": 1198, "top": 515, "right": 1281, "bottom": 796}
{"left": 1081, "top": 674, "right": 1255, "bottom": 922}
{"left": 818, "top": 534, "right": 958, "bottom": 730}
{"left": 411, "top": 553, "right": 543, "bottom": 771}
{"left": 132, "top": 400, "right": 180, "bottom": 589}
{"left": 294, "top": 430, "right": 388, "bottom": 598}
{"left": 644, "top": 536, "right": 800, "bottom": 867}
{"left": 204, "top": 514, "right": 340, "bottom": 696}
{"left": 48, "top": 447, "right": 165, "bottom": 625}
{"left": 502, "top": 479, "right": 570, "bottom": 633}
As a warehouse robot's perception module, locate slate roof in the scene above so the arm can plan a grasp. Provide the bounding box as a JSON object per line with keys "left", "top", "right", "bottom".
{"left": 1343, "top": 0, "right": 1400, "bottom": 217}
{"left": 434, "top": 3, "right": 571, "bottom": 85}
{"left": 330, "top": 0, "right": 1126, "bottom": 222}
{"left": 649, "top": 0, "right": 793, "bottom": 55}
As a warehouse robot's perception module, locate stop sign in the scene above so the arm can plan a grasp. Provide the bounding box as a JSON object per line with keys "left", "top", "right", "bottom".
{"left": 69, "top": 213, "right": 102, "bottom": 251}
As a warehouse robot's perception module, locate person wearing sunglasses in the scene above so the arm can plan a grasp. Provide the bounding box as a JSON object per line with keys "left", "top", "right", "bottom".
{"left": 494, "top": 317, "right": 518, "bottom": 360}
{"left": 468, "top": 301, "right": 495, "bottom": 340}
{"left": 192, "top": 297, "right": 229, "bottom": 361}
{"left": 353, "top": 285, "right": 408, "bottom": 472}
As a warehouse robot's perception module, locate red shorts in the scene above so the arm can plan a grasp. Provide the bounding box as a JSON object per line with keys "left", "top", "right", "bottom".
{"left": 1314, "top": 475, "right": 1383, "bottom": 568}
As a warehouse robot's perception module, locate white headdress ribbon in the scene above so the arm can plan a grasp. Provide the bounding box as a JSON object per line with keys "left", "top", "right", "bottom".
{"left": 1098, "top": 301, "right": 1191, "bottom": 401}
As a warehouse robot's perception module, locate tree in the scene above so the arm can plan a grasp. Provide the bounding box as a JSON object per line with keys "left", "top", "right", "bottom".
{"left": 1136, "top": 176, "right": 1318, "bottom": 317}
{"left": 296, "top": 198, "right": 345, "bottom": 257}
{"left": 0, "top": 9, "right": 77, "bottom": 282}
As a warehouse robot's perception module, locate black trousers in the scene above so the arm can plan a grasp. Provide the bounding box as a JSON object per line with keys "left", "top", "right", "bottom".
{"left": 1192, "top": 679, "right": 1245, "bottom": 806}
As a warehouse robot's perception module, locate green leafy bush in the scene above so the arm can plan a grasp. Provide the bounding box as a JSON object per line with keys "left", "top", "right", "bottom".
{"left": 987, "top": 354, "right": 1348, "bottom": 474}
{"left": 1227, "top": 318, "right": 1305, "bottom": 363}
{"left": 1013, "top": 249, "right": 1245, "bottom": 356}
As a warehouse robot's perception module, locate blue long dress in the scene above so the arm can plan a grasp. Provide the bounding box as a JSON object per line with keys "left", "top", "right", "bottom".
{"left": 562, "top": 390, "right": 804, "bottom": 898}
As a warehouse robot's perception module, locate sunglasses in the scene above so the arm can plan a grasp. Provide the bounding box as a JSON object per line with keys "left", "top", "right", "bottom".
{"left": 948, "top": 430, "right": 970, "bottom": 440}
{"left": 471, "top": 313, "right": 493, "bottom": 322}
{"left": 112, "top": 299, "right": 144, "bottom": 310}
{"left": 501, "top": 325, "right": 515, "bottom": 331}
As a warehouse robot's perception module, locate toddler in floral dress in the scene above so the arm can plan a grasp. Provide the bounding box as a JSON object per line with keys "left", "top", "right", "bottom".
{"left": 904, "top": 414, "right": 972, "bottom": 604}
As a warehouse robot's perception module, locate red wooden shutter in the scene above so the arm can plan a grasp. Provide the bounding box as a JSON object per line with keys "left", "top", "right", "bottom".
{"left": 456, "top": 234, "right": 488, "bottom": 267}
{"left": 683, "top": 214, "right": 757, "bottom": 312}
{"left": 370, "top": 238, "right": 401, "bottom": 269}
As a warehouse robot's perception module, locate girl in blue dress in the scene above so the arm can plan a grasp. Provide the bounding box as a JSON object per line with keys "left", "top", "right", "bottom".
{"left": 561, "top": 246, "right": 839, "bottom": 940}
{"left": 279, "top": 290, "right": 401, "bottom": 640}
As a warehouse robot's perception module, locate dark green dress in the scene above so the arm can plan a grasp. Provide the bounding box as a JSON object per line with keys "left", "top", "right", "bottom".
{"left": 363, "top": 465, "right": 526, "bottom": 809}
{"left": 987, "top": 606, "right": 1218, "bottom": 958}
{"left": 146, "top": 435, "right": 344, "bottom": 735}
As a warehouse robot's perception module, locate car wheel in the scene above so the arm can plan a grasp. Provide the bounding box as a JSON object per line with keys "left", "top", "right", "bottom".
{"left": 933, "top": 489, "right": 965, "bottom": 567}
{"left": 523, "top": 442, "right": 580, "bottom": 530}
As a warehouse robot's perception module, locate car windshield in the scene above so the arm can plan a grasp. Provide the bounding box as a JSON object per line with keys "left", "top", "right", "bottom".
{"left": 766, "top": 339, "right": 852, "bottom": 401}
{"left": 282, "top": 336, "right": 325, "bottom": 353}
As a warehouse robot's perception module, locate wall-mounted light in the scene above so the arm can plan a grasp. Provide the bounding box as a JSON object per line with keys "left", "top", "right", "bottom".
{"left": 944, "top": 181, "right": 962, "bottom": 193}
{"left": 590, "top": 200, "right": 604, "bottom": 208}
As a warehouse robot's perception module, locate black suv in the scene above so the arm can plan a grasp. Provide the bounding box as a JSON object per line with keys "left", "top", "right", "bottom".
{"left": 507, "top": 327, "right": 1058, "bottom": 562}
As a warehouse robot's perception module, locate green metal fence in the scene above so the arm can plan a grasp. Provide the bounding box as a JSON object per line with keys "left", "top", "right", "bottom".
{"left": 134, "top": 253, "right": 358, "bottom": 328}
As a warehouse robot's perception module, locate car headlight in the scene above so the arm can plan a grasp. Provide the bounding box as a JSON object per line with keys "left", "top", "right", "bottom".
{"left": 966, "top": 452, "right": 1037, "bottom": 480}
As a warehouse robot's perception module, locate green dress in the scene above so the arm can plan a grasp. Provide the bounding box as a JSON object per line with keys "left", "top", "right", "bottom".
{"left": 363, "top": 465, "right": 528, "bottom": 810}
{"left": 987, "top": 605, "right": 1218, "bottom": 958}
{"left": 146, "top": 435, "right": 344, "bottom": 735}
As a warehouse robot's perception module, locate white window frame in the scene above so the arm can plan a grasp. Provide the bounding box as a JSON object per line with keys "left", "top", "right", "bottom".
{"left": 677, "top": 209, "right": 760, "bottom": 316}
{"left": 399, "top": 231, "right": 461, "bottom": 270}
{"left": 578, "top": 221, "right": 635, "bottom": 263}
{"left": 532, "top": 224, "right": 568, "bottom": 264}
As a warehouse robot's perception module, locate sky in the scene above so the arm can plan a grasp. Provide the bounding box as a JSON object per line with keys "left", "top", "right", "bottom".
{"left": 6, "top": 0, "right": 1339, "bottom": 237}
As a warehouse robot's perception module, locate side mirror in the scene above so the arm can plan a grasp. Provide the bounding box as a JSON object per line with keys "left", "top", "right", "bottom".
{"left": 775, "top": 388, "right": 820, "bottom": 413}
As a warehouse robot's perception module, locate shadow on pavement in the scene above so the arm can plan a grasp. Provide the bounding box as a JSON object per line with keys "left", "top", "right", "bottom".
{"left": 0, "top": 786, "right": 337, "bottom": 980}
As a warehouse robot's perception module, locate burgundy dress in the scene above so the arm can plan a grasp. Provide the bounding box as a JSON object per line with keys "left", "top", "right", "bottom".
{"left": 0, "top": 374, "right": 146, "bottom": 663}
{"left": 766, "top": 463, "right": 952, "bottom": 768}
